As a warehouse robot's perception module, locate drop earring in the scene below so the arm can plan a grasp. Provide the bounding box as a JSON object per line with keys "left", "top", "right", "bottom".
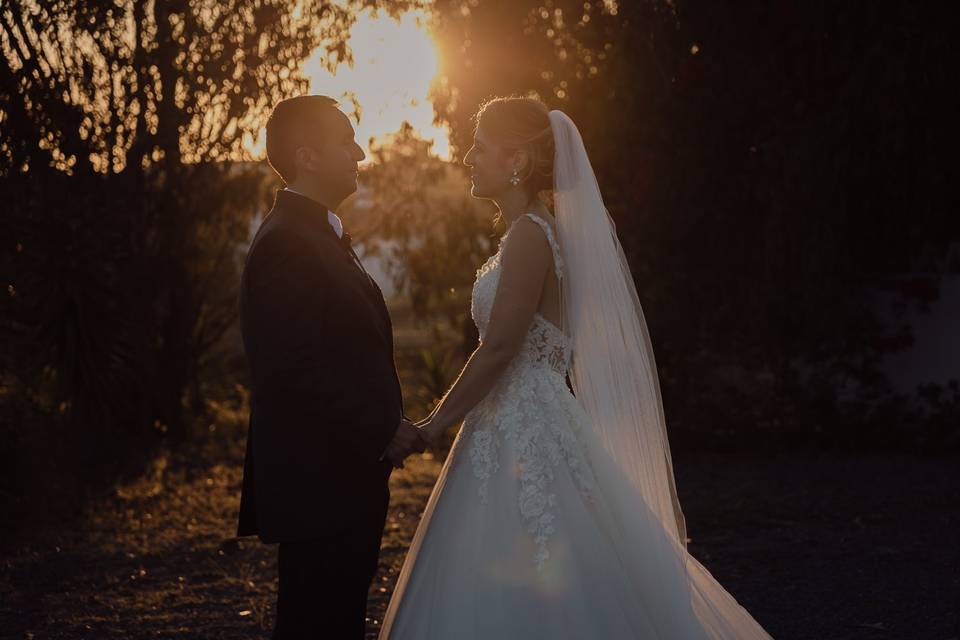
{"left": 510, "top": 169, "right": 521, "bottom": 186}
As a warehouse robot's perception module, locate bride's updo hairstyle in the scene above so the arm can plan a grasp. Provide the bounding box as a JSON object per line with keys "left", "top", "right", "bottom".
{"left": 474, "top": 95, "right": 555, "bottom": 198}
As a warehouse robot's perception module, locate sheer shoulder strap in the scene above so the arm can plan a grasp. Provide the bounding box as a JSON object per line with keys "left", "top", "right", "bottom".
{"left": 521, "top": 213, "right": 564, "bottom": 282}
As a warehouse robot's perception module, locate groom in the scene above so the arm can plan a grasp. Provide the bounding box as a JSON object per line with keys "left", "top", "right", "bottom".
{"left": 236, "top": 95, "right": 425, "bottom": 639}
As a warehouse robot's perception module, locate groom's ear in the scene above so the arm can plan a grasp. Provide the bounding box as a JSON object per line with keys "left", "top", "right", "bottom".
{"left": 293, "top": 145, "right": 317, "bottom": 174}
{"left": 266, "top": 94, "right": 339, "bottom": 184}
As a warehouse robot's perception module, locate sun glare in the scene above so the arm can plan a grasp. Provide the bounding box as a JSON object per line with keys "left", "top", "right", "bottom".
{"left": 303, "top": 9, "right": 449, "bottom": 162}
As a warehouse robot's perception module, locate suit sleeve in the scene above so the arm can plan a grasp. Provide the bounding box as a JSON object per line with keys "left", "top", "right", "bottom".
{"left": 247, "top": 230, "right": 400, "bottom": 462}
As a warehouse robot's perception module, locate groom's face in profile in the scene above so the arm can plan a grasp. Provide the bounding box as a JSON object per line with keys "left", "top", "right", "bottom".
{"left": 296, "top": 108, "right": 366, "bottom": 204}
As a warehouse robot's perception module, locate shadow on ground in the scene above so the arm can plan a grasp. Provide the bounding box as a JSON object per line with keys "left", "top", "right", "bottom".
{"left": 1, "top": 424, "right": 957, "bottom": 639}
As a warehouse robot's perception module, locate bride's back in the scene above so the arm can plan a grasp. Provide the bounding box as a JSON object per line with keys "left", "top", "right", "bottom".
{"left": 524, "top": 209, "right": 563, "bottom": 332}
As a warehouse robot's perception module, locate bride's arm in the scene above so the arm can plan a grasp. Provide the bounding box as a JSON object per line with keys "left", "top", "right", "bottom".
{"left": 419, "top": 217, "right": 554, "bottom": 443}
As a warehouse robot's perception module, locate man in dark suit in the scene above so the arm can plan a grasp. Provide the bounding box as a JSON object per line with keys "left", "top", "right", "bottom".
{"left": 237, "top": 95, "right": 425, "bottom": 639}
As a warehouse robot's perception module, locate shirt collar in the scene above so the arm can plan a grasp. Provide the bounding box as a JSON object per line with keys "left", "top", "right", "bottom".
{"left": 283, "top": 186, "right": 343, "bottom": 239}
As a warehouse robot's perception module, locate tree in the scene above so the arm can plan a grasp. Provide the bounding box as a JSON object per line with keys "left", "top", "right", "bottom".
{"left": 424, "top": 0, "right": 956, "bottom": 447}
{"left": 361, "top": 123, "right": 494, "bottom": 333}
{"left": 0, "top": 0, "right": 421, "bottom": 489}
{"left": 356, "top": 123, "right": 494, "bottom": 421}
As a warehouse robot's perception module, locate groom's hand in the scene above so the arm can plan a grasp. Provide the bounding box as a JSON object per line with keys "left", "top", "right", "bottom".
{"left": 382, "top": 419, "right": 426, "bottom": 468}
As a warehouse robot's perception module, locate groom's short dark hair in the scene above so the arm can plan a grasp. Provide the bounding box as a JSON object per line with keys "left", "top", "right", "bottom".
{"left": 265, "top": 95, "right": 340, "bottom": 184}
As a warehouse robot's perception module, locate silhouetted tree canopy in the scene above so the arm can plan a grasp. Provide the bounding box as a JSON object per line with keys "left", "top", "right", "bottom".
{"left": 0, "top": 1, "right": 955, "bottom": 528}
{"left": 425, "top": 0, "right": 957, "bottom": 447}
{"left": 0, "top": 0, "right": 421, "bottom": 517}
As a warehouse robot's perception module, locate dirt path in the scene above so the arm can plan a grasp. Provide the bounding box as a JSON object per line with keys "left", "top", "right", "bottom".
{"left": 2, "top": 438, "right": 957, "bottom": 639}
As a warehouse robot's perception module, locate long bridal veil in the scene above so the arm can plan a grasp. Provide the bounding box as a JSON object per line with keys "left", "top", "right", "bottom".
{"left": 551, "top": 109, "right": 774, "bottom": 638}
{"left": 551, "top": 109, "right": 687, "bottom": 547}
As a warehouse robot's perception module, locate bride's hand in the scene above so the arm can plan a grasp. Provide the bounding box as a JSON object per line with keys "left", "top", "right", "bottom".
{"left": 416, "top": 420, "right": 441, "bottom": 447}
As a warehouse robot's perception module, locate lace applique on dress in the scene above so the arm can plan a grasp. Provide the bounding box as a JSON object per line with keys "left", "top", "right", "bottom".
{"left": 464, "top": 213, "right": 594, "bottom": 569}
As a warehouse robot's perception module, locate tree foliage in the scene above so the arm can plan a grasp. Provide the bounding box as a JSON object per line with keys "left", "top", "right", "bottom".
{"left": 424, "top": 0, "right": 956, "bottom": 447}
{"left": 361, "top": 123, "right": 494, "bottom": 334}
{"left": 0, "top": 0, "right": 419, "bottom": 515}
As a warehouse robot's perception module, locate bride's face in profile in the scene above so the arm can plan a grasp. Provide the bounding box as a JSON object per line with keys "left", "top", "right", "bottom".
{"left": 463, "top": 123, "right": 515, "bottom": 200}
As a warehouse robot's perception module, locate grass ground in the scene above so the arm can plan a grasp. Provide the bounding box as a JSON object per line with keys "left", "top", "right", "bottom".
{"left": 1, "top": 405, "right": 957, "bottom": 640}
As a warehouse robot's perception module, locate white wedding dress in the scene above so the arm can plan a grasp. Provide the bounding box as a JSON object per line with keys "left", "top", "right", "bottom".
{"left": 379, "top": 213, "right": 774, "bottom": 639}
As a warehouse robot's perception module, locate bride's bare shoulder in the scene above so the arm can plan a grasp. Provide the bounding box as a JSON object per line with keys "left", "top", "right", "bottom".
{"left": 502, "top": 214, "right": 554, "bottom": 264}
{"left": 517, "top": 210, "right": 559, "bottom": 244}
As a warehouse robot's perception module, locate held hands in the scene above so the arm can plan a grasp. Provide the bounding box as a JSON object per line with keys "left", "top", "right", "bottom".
{"left": 381, "top": 418, "right": 428, "bottom": 469}
{"left": 414, "top": 418, "right": 442, "bottom": 448}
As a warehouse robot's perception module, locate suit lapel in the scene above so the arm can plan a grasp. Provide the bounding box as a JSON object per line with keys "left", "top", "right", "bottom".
{"left": 253, "top": 189, "right": 393, "bottom": 346}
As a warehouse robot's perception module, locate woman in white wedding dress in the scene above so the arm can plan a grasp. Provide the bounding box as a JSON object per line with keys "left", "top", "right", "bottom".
{"left": 379, "top": 97, "right": 774, "bottom": 639}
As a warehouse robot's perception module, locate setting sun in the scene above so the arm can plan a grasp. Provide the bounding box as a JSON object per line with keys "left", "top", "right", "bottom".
{"left": 303, "top": 9, "right": 450, "bottom": 162}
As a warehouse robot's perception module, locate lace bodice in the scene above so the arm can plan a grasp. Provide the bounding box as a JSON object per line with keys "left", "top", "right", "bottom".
{"left": 470, "top": 213, "right": 571, "bottom": 376}
{"left": 462, "top": 213, "right": 595, "bottom": 570}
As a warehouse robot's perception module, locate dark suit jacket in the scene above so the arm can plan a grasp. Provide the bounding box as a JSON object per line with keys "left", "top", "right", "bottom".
{"left": 236, "top": 188, "right": 406, "bottom": 543}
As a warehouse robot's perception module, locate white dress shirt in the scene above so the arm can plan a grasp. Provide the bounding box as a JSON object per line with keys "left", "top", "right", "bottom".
{"left": 283, "top": 186, "right": 344, "bottom": 238}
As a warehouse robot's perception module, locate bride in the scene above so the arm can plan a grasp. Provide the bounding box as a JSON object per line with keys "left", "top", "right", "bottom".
{"left": 379, "top": 96, "right": 774, "bottom": 639}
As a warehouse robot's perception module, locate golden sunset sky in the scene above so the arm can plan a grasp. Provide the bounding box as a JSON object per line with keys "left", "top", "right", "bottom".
{"left": 250, "top": 8, "right": 451, "bottom": 163}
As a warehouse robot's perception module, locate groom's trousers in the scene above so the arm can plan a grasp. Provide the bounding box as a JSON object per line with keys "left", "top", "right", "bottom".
{"left": 272, "top": 482, "right": 390, "bottom": 640}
